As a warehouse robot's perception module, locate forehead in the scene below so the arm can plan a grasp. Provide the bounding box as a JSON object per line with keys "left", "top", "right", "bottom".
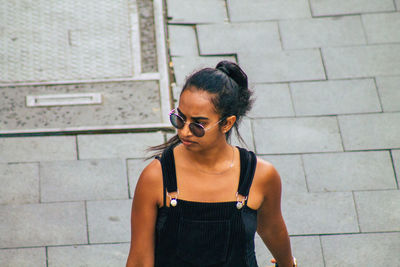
{"left": 178, "top": 88, "right": 218, "bottom": 117}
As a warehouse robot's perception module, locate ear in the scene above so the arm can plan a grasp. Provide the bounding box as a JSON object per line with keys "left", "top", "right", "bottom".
{"left": 222, "top": 115, "right": 236, "bottom": 133}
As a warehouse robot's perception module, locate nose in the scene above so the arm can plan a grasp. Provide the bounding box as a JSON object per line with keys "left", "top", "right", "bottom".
{"left": 180, "top": 121, "right": 193, "bottom": 137}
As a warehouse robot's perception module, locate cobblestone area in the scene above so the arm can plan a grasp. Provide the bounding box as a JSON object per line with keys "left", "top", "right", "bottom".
{"left": 1, "top": 0, "right": 400, "bottom": 266}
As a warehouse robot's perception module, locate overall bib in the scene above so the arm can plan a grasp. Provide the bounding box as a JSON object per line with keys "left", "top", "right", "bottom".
{"left": 155, "top": 145, "right": 259, "bottom": 267}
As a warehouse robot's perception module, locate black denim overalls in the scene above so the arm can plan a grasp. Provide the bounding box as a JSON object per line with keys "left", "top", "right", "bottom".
{"left": 154, "top": 145, "right": 259, "bottom": 267}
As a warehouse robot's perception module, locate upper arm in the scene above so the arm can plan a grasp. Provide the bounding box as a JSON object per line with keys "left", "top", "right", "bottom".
{"left": 126, "top": 159, "right": 163, "bottom": 267}
{"left": 256, "top": 159, "right": 284, "bottom": 236}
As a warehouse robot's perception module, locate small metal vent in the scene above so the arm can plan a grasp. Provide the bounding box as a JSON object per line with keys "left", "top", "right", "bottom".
{"left": 26, "top": 93, "right": 103, "bottom": 107}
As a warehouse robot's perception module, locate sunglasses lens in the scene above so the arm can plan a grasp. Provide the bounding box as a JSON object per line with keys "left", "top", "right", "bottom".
{"left": 189, "top": 123, "right": 205, "bottom": 137}
{"left": 170, "top": 113, "right": 184, "bottom": 129}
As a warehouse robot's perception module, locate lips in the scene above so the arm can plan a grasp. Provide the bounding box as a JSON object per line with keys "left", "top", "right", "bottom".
{"left": 180, "top": 138, "right": 195, "bottom": 145}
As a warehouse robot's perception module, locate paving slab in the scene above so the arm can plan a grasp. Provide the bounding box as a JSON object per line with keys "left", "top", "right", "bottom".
{"left": 197, "top": 22, "right": 281, "bottom": 54}
{"left": 227, "top": 0, "right": 311, "bottom": 21}
{"left": 0, "top": 202, "right": 87, "bottom": 248}
{"left": 322, "top": 44, "right": 400, "bottom": 79}
{"left": 87, "top": 199, "right": 131, "bottom": 243}
{"left": 309, "top": 0, "right": 395, "bottom": 16}
{"left": 375, "top": 76, "right": 400, "bottom": 112}
{"left": 362, "top": 12, "right": 400, "bottom": 44}
{"left": 393, "top": 150, "right": 400, "bottom": 180}
{"left": 230, "top": 118, "right": 255, "bottom": 152}
{"left": 321, "top": 233, "right": 400, "bottom": 267}
{"left": 168, "top": 25, "right": 198, "bottom": 56}
{"left": 127, "top": 159, "right": 152, "bottom": 198}
{"left": 338, "top": 113, "right": 400, "bottom": 150}
{"left": 354, "top": 190, "right": 400, "bottom": 232}
{"left": 290, "top": 236, "right": 324, "bottom": 267}
{"left": 303, "top": 151, "right": 397, "bottom": 192}
{"left": 248, "top": 84, "right": 295, "bottom": 118}
{"left": 291, "top": 79, "right": 381, "bottom": 116}
{"left": 282, "top": 192, "right": 359, "bottom": 235}
{"left": 0, "top": 163, "right": 39, "bottom": 204}
{"left": 78, "top": 132, "right": 164, "bottom": 159}
{"left": 253, "top": 117, "right": 343, "bottom": 154}
{"left": 47, "top": 243, "right": 130, "bottom": 267}
{"left": 397, "top": 0, "right": 400, "bottom": 10}
{"left": 40, "top": 159, "right": 128, "bottom": 202}
{"left": 238, "top": 50, "right": 325, "bottom": 83}
{"left": 255, "top": 235, "right": 325, "bottom": 267}
{"left": 0, "top": 247, "right": 46, "bottom": 267}
{"left": 0, "top": 0, "right": 133, "bottom": 82}
{"left": 0, "top": 81, "right": 162, "bottom": 132}
{"left": 280, "top": 16, "right": 366, "bottom": 49}
{"left": 166, "top": 0, "right": 227, "bottom": 23}
{"left": 0, "top": 136, "right": 76, "bottom": 163}
{"left": 260, "top": 155, "right": 308, "bottom": 195}
{"left": 171, "top": 56, "right": 236, "bottom": 86}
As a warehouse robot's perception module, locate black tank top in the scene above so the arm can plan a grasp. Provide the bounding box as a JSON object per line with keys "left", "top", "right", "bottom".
{"left": 154, "top": 145, "right": 259, "bottom": 267}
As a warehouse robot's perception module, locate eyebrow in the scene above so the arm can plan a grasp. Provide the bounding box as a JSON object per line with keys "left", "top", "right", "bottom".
{"left": 177, "top": 108, "right": 209, "bottom": 121}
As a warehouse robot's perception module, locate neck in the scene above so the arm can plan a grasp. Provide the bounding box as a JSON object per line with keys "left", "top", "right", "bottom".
{"left": 181, "top": 139, "right": 234, "bottom": 172}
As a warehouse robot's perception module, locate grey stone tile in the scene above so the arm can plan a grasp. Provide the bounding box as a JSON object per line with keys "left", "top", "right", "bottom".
{"left": 257, "top": 236, "right": 324, "bottom": 267}
{"left": 376, "top": 76, "right": 400, "bottom": 112}
{"left": 168, "top": 25, "right": 198, "bottom": 56}
{"left": 167, "top": 0, "right": 227, "bottom": 23}
{"left": 321, "top": 233, "right": 400, "bottom": 266}
{"left": 291, "top": 236, "right": 324, "bottom": 267}
{"left": 362, "top": 13, "right": 400, "bottom": 44}
{"left": 40, "top": 159, "right": 128, "bottom": 202}
{"left": 282, "top": 192, "right": 359, "bottom": 235}
{"left": 0, "top": 202, "right": 87, "bottom": 248}
{"left": 397, "top": 0, "right": 400, "bottom": 10}
{"left": 0, "top": 136, "right": 76, "bottom": 163}
{"left": 280, "top": 16, "right": 366, "bottom": 49}
{"left": 254, "top": 117, "right": 343, "bottom": 154}
{"left": 303, "top": 151, "right": 397, "bottom": 192}
{"left": 48, "top": 243, "right": 130, "bottom": 267}
{"left": 0, "top": 163, "right": 39, "bottom": 204}
{"left": 260, "top": 155, "right": 308, "bottom": 195}
{"left": 127, "top": 159, "right": 151, "bottom": 198}
{"left": 393, "top": 149, "right": 400, "bottom": 179}
{"left": 197, "top": 22, "right": 281, "bottom": 54}
{"left": 309, "top": 0, "right": 395, "bottom": 16}
{"left": 0, "top": 247, "right": 46, "bottom": 267}
{"left": 354, "top": 190, "right": 400, "bottom": 232}
{"left": 78, "top": 132, "right": 164, "bottom": 159}
{"left": 87, "top": 200, "right": 131, "bottom": 243}
{"left": 171, "top": 56, "right": 236, "bottom": 85}
{"left": 338, "top": 113, "right": 400, "bottom": 150}
{"left": 248, "top": 84, "right": 295, "bottom": 118}
{"left": 291, "top": 79, "right": 381, "bottom": 116}
{"left": 171, "top": 83, "right": 182, "bottom": 103}
{"left": 238, "top": 50, "right": 325, "bottom": 83}
{"left": 323, "top": 45, "right": 400, "bottom": 79}
{"left": 227, "top": 0, "right": 311, "bottom": 21}
{"left": 230, "top": 118, "right": 255, "bottom": 151}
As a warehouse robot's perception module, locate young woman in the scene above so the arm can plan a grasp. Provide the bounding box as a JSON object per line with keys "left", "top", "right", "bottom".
{"left": 126, "top": 61, "right": 296, "bottom": 267}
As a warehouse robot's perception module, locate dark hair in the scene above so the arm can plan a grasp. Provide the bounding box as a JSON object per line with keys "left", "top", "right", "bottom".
{"left": 148, "top": 61, "right": 253, "bottom": 156}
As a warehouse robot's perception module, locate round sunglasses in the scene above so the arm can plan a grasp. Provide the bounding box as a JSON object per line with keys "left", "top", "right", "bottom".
{"left": 169, "top": 109, "right": 225, "bottom": 137}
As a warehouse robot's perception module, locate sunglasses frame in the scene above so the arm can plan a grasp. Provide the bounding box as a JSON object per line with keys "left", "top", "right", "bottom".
{"left": 169, "top": 109, "right": 225, "bottom": 137}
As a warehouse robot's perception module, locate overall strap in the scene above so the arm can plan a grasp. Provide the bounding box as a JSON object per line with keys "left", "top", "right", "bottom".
{"left": 160, "top": 145, "right": 178, "bottom": 194}
{"left": 237, "top": 147, "right": 257, "bottom": 199}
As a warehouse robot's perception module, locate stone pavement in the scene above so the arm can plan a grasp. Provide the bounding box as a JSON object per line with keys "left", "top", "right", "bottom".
{"left": 1, "top": 0, "right": 400, "bottom": 266}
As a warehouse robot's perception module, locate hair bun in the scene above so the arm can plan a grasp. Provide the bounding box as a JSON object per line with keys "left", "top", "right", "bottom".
{"left": 216, "top": 61, "right": 248, "bottom": 89}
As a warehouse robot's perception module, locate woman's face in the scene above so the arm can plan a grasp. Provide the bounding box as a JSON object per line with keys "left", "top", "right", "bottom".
{"left": 177, "top": 87, "right": 226, "bottom": 150}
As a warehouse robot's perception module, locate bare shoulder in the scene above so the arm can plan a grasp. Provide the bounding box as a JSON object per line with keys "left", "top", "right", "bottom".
{"left": 253, "top": 157, "right": 282, "bottom": 195}
{"left": 134, "top": 158, "right": 164, "bottom": 206}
